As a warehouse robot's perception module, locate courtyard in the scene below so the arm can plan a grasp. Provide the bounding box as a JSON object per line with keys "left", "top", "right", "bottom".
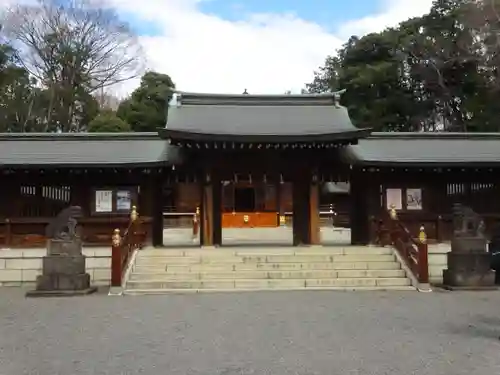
{"left": 162, "top": 227, "right": 352, "bottom": 246}
{"left": 1, "top": 288, "right": 500, "bottom": 375}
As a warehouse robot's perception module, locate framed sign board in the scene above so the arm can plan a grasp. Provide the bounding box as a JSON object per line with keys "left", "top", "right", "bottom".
{"left": 92, "top": 187, "right": 138, "bottom": 215}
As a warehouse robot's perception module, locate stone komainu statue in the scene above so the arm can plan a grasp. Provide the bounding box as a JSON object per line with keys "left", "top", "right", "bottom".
{"left": 45, "top": 206, "right": 83, "bottom": 240}
{"left": 452, "top": 203, "right": 485, "bottom": 238}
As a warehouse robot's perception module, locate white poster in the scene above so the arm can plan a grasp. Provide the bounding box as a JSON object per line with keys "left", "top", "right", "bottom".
{"left": 386, "top": 188, "right": 402, "bottom": 210}
{"left": 116, "top": 190, "right": 131, "bottom": 211}
{"left": 406, "top": 188, "right": 423, "bottom": 210}
{"left": 95, "top": 190, "right": 113, "bottom": 212}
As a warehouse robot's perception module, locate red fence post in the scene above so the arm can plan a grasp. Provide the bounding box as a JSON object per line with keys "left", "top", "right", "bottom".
{"left": 111, "top": 228, "right": 122, "bottom": 287}
{"left": 418, "top": 243, "right": 429, "bottom": 284}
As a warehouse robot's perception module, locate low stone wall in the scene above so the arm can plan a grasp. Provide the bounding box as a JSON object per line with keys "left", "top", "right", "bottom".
{"left": 0, "top": 248, "right": 111, "bottom": 287}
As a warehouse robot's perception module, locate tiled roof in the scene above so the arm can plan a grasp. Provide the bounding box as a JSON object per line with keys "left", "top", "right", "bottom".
{"left": 0, "top": 133, "right": 181, "bottom": 167}
{"left": 343, "top": 133, "right": 500, "bottom": 166}
{"left": 163, "top": 92, "right": 370, "bottom": 142}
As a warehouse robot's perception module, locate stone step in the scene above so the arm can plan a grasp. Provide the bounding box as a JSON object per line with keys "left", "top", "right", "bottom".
{"left": 133, "top": 261, "right": 402, "bottom": 273}
{"left": 124, "top": 285, "right": 416, "bottom": 295}
{"left": 139, "top": 247, "right": 392, "bottom": 257}
{"left": 125, "top": 277, "right": 412, "bottom": 290}
{"left": 134, "top": 254, "right": 396, "bottom": 265}
{"left": 129, "top": 269, "right": 406, "bottom": 281}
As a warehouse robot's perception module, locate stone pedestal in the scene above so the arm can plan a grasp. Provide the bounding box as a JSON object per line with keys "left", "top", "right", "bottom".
{"left": 443, "top": 236, "right": 497, "bottom": 290}
{"left": 26, "top": 239, "right": 97, "bottom": 297}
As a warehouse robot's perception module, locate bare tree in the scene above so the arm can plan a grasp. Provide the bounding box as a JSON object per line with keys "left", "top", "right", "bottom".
{"left": 1, "top": 0, "right": 145, "bottom": 131}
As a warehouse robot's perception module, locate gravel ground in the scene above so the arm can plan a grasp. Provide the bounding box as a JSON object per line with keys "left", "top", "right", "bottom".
{"left": 1, "top": 288, "right": 500, "bottom": 375}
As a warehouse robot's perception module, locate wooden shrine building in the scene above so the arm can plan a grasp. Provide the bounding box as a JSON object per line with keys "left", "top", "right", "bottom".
{"left": 1, "top": 91, "right": 500, "bottom": 249}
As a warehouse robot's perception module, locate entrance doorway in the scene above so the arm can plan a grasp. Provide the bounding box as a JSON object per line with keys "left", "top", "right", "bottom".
{"left": 234, "top": 187, "right": 255, "bottom": 211}
{"left": 221, "top": 180, "right": 293, "bottom": 246}
{"left": 161, "top": 182, "right": 202, "bottom": 247}
{"left": 319, "top": 181, "right": 351, "bottom": 245}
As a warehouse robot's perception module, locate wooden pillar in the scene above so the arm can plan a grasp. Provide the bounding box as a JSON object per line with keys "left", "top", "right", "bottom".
{"left": 350, "top": 170, "right": 370, "bottom": 245}
{"left": 275, "top": 179, "right": 282, "bottom": 226}
{"left": 309, "top": 182, "right": 320, "bottom": 245}
{"left": 200, "top": 173, "right": 214, "bottom": 246}
{"left": 151, "top": 173, "right": 164, "bottom": 247}
{"left": 212, "top": 175, "right": 222, "bottom": 246}
{"left": 292, "top": 174, "right": 311, "bottom": 246}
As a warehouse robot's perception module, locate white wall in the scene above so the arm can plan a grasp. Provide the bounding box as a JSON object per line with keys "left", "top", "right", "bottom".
{"left": 0, "top": 248, "right": 111, "bottom": 287}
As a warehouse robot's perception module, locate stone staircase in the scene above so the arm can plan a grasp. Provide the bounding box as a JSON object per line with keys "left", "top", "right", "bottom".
{"left": 123, "top": 246, "right": 415, "bottom": 294}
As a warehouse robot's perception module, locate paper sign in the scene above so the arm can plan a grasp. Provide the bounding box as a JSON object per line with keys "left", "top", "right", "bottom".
{"left": 406, "top": 188, "right": 422, "bottom": 210}
{"left": 95, "top": 190, "right": 113, "bottom": 212}
{"left": 386, "top": 188, "right": 402, "bottom": 210}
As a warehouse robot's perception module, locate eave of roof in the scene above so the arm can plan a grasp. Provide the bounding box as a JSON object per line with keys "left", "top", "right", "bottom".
{"left": 159, "top": 128, "right": 371, "bottom": 144}
{"left": 0, "top": 132, "right": 183, "bottom": 168}
{"left": 343, "top": 132, "right": 500, "bottom": 167}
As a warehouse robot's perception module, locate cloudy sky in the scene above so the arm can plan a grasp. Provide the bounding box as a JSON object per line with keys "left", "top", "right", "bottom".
{"left": 2, "top": 0, "right": 434, "bottom": 96}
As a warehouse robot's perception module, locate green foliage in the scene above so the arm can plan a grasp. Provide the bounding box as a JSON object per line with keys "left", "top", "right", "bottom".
{"left": 117, "top": 71, "right": 175, "bottom": 132}
{"left": 0, "top": 0, "right": 140, "bottom": 133}
{"left": 0, "top": 43, "right": 41, "bottom": 132}
{"left": 305, "top": 0, "right": 500, "bottom": 132}
{"left": 88, "top": 110, "right": 131, "bottom": 132}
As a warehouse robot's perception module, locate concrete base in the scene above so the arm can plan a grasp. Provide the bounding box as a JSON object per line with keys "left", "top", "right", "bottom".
{"left": 35, "top": 273, "right": 92, "bottom": 291}
{"left": 26, "top": 287, "right": 97, "bottom": 298}
{"left": 442, "top": 285, "right": 498, "bottom": 291}
{"left": 443, "top": 251, "right": 495, "bottom": 288}
{"left": 108, "top": 286, "right": 124, "bottom": 296}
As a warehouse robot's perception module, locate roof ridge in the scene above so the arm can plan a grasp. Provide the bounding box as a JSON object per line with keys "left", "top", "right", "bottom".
{"left": 174, "top": 91, "right": 344, "bottom": 107}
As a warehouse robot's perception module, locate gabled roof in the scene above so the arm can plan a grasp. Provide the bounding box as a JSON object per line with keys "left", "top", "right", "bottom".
{"left": 159, "top": 91, "right": 371, "bottom": 145}
{"left": 343, "top": 132, "right": 500, "bottom": 166}
{"left": 0, "top": 133, "right": 182, "bottom": 167}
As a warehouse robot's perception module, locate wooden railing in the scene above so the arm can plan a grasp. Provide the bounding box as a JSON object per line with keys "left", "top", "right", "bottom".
{"left": 111, "top": 206, "right": 143, "bottom": 287}
{"left": 0, "top": 216, "right": 150, "bottom": 248}
{"left": 386, "top": 206, "right": 429, "bottom": 285}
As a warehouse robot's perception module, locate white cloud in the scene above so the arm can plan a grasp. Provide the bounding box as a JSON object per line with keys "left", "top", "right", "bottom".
{"left": 339, "top": 0, "right": 434, "bottom": 38}
{"left": 2, "top": 0, "right": 434, "bottom": 96}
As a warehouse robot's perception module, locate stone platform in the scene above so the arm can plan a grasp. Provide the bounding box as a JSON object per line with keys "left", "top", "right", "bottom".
{"left": 26, "top": 239, "right": 96, "bottom": 298}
